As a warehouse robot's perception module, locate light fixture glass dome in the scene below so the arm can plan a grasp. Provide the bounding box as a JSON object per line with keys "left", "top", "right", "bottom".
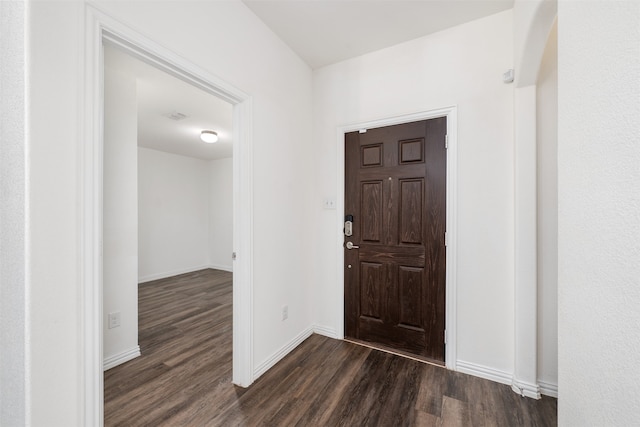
{"left": 200, "top": 130, "right": 218, "bottom": 143}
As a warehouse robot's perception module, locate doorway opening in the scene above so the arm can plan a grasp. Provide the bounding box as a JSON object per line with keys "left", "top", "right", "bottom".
{"left": 102, "top": 37, "right": 235, "bottom": 375}
{"left": 83, "top": 8, "right": 254, "bottom": 424}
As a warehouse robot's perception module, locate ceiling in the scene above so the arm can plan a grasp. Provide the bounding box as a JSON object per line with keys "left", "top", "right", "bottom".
{"left": 104, "top": 1, "right": 514, "bottom": 161}
{"left": 105, "top": 45, "right": 233, "bottom": 161}
{"left": 242, "top": 0, "right": 515, "bottom": 69}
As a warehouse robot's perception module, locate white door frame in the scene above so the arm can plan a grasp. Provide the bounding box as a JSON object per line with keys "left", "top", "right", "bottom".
{"left": 335, "top": 107, "right": 458, "bottom": 369}
{"left": 83, "top": 6, "right": 254, "bottom": 425}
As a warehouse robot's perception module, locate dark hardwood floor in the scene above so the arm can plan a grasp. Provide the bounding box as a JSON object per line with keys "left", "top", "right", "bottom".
{"left": 104, "top": 269, "right": 557, "bottom": 426}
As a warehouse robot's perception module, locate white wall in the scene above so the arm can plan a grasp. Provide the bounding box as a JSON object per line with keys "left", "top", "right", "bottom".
{"left": 558, "top": 1, "right": 640, "bottom": 424}
{"left": 27, "top": 2, "right": 84, "bottom": 424}
{"left": 209, "top": 157, "right": 233, "bottom": 271}
{"left": 138, "top": 147, "right": 210, "bottom": 282}
{"left": 536, "top": 21, "right": 557, "bottom": 391}
{"left": 103, "top": 47, "right": 139, "bottom": 364}
{"left": 138, "top": 150, "right": 233, "bottom": 279}
{"left": 0, "top": 1, "right": 26, "bottom": 424}
{"left": 312, "top": 10, "right": 516, "bottom": 373}
{"left": 25, "top": 0, "right": 313, "bottom": 423}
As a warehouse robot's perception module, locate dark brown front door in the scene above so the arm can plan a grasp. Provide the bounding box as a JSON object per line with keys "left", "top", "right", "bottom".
{"left": 344, "top": 117, "right": 447, "bottom": 363}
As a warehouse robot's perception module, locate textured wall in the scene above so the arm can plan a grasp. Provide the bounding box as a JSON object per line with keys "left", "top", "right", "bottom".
{"left": 0, "top": 2, "right": 26, "bottom": 425}
{"left": 28, "top": 3, "right": 85, "bottom": 423}
{"left": 558, "top": 1, "right": 640, "bottom": 423}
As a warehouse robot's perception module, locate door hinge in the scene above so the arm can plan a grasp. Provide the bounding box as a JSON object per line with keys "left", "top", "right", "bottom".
{"left": 444, "top": 231, "right": 448, "bottom": 247}
{"left": 232, "top": 252, "right": 237, "bottom": 261}
{"left": 445, "top": 134, "right": 448, "bottom": 149}
{"left": 444, "top": 330, "right": 447, "bottom": 344}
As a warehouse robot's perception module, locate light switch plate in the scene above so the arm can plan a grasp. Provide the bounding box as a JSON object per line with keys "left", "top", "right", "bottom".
{"left": 323, "top": 198, "right": 336, "bottom": 210}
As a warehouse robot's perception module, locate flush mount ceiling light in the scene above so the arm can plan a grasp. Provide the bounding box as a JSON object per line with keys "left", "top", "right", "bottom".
{"left": 200, "top": 130, "right": 218, "bottom": 144}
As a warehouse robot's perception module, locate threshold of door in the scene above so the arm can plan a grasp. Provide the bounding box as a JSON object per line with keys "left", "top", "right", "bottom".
{"left": 343, "top": 337, "right": 446, "bottom": 369}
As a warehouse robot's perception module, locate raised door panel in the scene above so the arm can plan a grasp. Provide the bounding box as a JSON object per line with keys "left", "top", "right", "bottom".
{"left": 399, "top": 138, "right": 424, "bottom": 164}
{"left": 398, "top": 266, "right": 425, "bottom": 330}
{"left": 359, "top": 262, "right": 384, "bottom": 320}
{"left": 361, "top": 143, "right": 383, "bottom": 167}
{"left": 361, "top": 181, "right": 383, "bottom": 242}
{"left": 399, "top": 179, "right": 424, "bottom": 245}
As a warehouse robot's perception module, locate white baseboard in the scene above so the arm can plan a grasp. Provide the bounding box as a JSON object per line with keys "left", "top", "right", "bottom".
{"left": 457, "top": 360, "right": 545, "bottom": 400}
{"left": 138, "top": 264, "right": 230, "bottom": 283}
{"left": 538, "top": 380, "right": 558, "bottom": 398}
{"left": 207, "top": 263, "right": 233, "bottom": 273}
{"left": 456, "top": 360, "right": 513, "bottom": 386}
{"left": 511, "top": 378, "right": 542, "bottom": 399}
{"left": 313, "top": 324, "right": 339, "bottom": 339}
{"left": 103, "top": 346, "right": 141, "bottom": 371}
{"left": 253, "top": 326, "right": 314, "bottom": 380}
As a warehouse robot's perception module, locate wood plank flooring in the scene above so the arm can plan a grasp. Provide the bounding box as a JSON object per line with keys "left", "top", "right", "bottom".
{"left": 104, "top": 269, "right": 557, "bottom": 426}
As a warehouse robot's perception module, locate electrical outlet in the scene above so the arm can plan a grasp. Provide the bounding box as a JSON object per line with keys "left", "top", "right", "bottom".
{"left": 108, "top": 312, "right": 121, "bottom": 329}
{"left": 282, "top": 305, "right": 288, "bottom": 321}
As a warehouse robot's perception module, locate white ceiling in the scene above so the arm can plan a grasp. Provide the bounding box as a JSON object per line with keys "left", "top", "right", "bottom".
{"left": 104, "top": 1, "right": 514, "bottom": 160}
{"left": 105, "top": 45, "right": 233, "bottom": 161}
{"left": 242, "top": 0, "right": 515, "bottom": 69}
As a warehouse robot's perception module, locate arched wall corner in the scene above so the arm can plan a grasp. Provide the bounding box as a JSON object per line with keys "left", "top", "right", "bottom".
{"left": 511, "top": 0, "right": 557, "bottom": 400}
{"left": 514, "top": 0, "right": 558, "bottom": 87}
{"left": 82, "top": 4, "right": 254, "bottom": 425}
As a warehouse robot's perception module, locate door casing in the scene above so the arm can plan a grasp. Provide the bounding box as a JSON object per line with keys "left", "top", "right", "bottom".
{"left": 335, "top": 107, "right": 458, "bottom": 369}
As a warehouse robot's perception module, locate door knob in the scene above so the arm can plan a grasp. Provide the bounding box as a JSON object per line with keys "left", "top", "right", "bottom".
{"left": 346, "top": 241, "right": 360, "bottom": 249}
